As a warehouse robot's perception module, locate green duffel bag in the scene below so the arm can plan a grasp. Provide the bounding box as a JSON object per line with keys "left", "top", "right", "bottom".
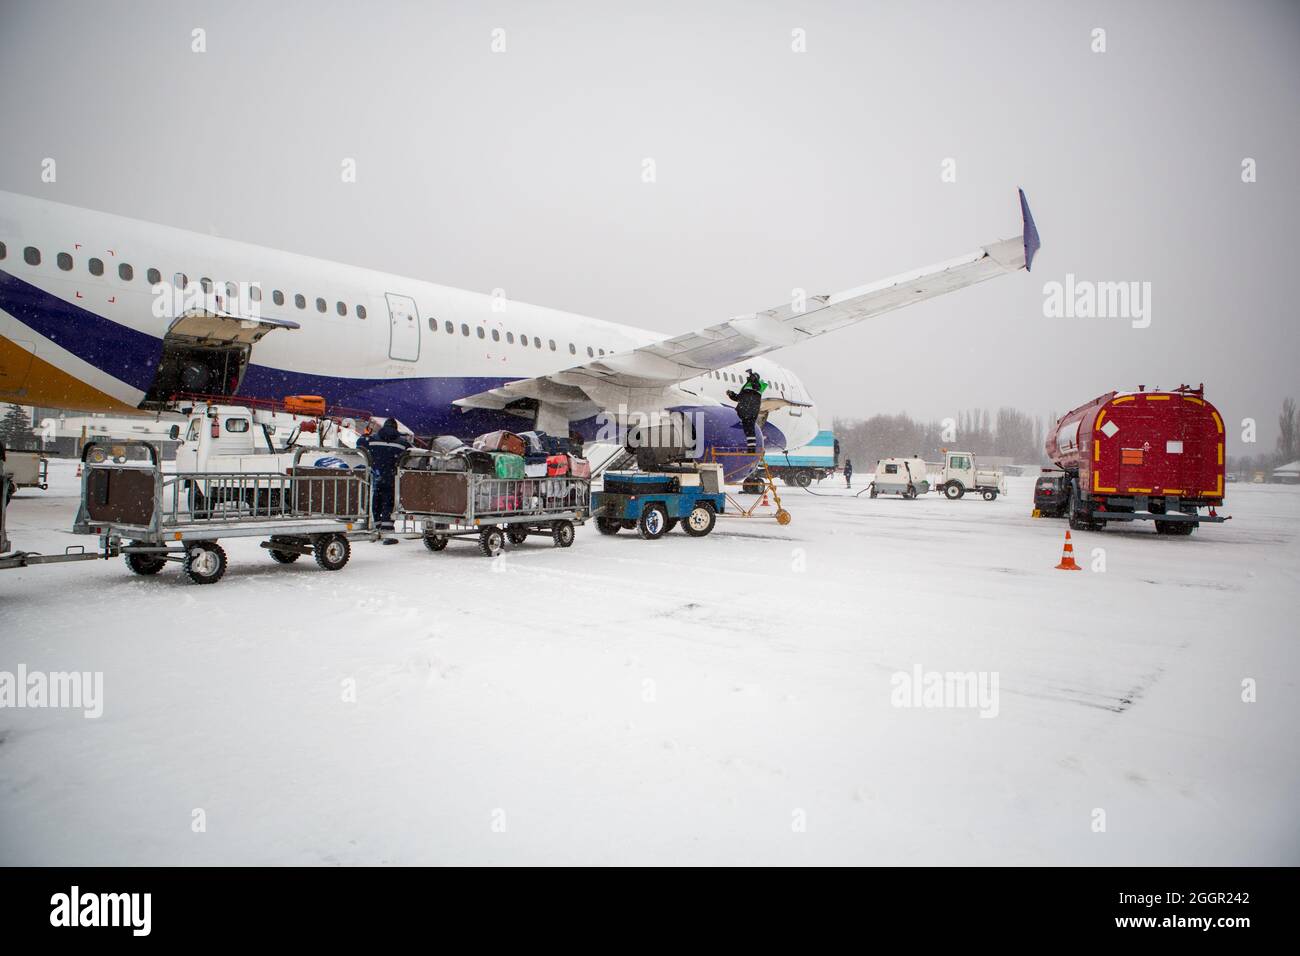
{"left": 491, "top": 452, "right": 526, "bottom": 479}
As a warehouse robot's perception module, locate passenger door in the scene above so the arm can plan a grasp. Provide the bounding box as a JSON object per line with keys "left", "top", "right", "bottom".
{"left": 385, "top": 293, "right": 421, "bottom": 362}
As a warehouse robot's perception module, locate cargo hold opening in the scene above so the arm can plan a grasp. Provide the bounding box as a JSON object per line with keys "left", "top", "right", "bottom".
{"left": 141, "top": 310, "right": 300, "bottom": 409}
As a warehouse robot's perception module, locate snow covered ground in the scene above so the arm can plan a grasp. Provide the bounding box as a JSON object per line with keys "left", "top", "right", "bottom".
{"left": 1, "top": 459, "right": 1297, "bottom": 865}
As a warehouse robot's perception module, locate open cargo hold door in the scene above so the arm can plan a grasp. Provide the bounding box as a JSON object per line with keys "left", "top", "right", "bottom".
{"left": 141, "top": 309, "right": 300, "bottom": 409}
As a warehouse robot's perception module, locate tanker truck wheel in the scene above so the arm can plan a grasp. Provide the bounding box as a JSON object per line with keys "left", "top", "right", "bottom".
{"left": 944, "top": 482, "right": 965, "bottom": 500}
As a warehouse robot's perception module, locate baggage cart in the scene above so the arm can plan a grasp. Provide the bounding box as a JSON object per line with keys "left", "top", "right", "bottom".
{"left": 395, "top": 449, "right": 589, "bottom": 556}
{"left": 70, "top": 441, "right": 374, "bottom": 583}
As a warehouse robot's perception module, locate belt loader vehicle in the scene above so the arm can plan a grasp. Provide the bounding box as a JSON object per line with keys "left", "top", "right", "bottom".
{"left": 1042, "top": 384, "right": 1228, "bottom": 535}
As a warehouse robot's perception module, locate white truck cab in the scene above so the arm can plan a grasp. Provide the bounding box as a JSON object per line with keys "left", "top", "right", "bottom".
{"left": 931, "top": 450, "right": 1006, "bottom": 501}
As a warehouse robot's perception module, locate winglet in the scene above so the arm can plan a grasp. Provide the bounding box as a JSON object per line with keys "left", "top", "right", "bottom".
{"left": 1019, "top": 188, "right": 1040, "bottom": 272}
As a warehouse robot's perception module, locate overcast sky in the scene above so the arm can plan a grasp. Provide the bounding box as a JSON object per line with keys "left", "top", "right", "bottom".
{"left": 1, "top": 0, "right": 1296, "bottom": 452}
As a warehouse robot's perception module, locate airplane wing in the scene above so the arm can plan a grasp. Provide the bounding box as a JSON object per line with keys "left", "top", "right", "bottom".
{"left": 454, "top": 189, "right": 1039, "bottom": 415}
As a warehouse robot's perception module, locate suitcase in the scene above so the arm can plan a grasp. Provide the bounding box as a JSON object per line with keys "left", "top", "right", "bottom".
{"left": 568, "top": 456, "right": 591, "bottom": 479}
{"left": 473, "top": 430, "right": 527, "bottom": 456}
{"left": 492, "top": 452, "right": 525, "bottom": 479}
{"left": 432, "top": 434, "right": 466, "bottom": 455}
{"left": 456, "top": 449, "right": 496, "bottom": 474}
{"left": 284, "top": 395, "right": 327, "bottom": 416}
{"left": 424, "top": 452, "right": 466, "bottom": 472}
{"left": 546, "top": 454, "right": 569, "bottom": 476}
{"left": 525, "top": 461, "right": 548, "bottom": 478}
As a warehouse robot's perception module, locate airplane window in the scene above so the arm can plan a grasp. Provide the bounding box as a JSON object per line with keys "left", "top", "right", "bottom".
{"left": 0, "top": 241, "right": 6, "bottom": 260}
{"left": 119, "top": 263, "right": 134, "bottom": 281}
{"left": 200, "top": 277, "right": 212, "bottom": 292}
{"left": 533, "top": 336, "right": 541, "bottom": 349}
{"left": 548, "top": 339, "right": 556, "bottom": 351}
{"left": 57, "top": 252, "right": 73, "bottom": 271}
{"left": 24, "top": 246, "right": 40, "bottom": 266}
{"left": 226, "top": 281, "right": 238, "bottom": 299}
{"left": 337, "top": 301, "right": 347, "bottom": 316}
{"left": 175, "top": 273, "right": 188, "bottom": 290}
{"left": 492, "top": 329, "right": 500, "bottom": 342}
{"left": 569, "top": 343, "right": 576, "bottom": 355}
{"left": 587, "top": 346, "right": 594, "bottom": 357}
{"left": 356, "top": 305, "right": 366, "bottom": 319}
{"left": 315, "top": 297, "right": 326, "bottom": 313}
{"left": 445, "top": 320, "right": 453, "bottom": 334}
{"left": 295, "top": 294, "right": 306, "bottom": 309}
{"left": 428, "top": 318, "right": 436, "bottom": 331}
{"left": 461, "top": 323, "right": 470, "bottom": 336}
{"left": 147, "top": 268, "right": 161, "bottom": 285}
{"left": 477, "top": 327, "right": 485, "bottom": 339}
{"left": 507, "top": 332, "right": 514, "bottom": 344}
{"left": 520, "top": 335, "right": 528, "bottom": 349}
{"left": 89, "top": 257, "right": 104, "bottom": 276}
{"left": 598, "top": 349, "right": 605, "bottom": 356}
{"left": 273, "top": 290, "right": 285, "bottom": 306}
{"left": 249, "top": 285, "right": 262, "bottom": 302}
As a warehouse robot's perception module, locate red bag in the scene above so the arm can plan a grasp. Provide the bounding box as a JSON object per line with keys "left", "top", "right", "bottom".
{"left": 546, "top": 454, "right": 569, "bottom": 476}
{"left": 285, "top": 394, "right": 327, "bottom": 415}
{"left": 568, "top": 456, "right": 591, "bottom": 479}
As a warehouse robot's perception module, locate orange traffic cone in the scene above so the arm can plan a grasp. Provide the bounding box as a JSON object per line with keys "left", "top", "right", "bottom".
{"left": 760, "top": 486, "right": 770, "bottom": 507}
{"left": 1055, "top": 530, "right": 1082, "bottom": 571}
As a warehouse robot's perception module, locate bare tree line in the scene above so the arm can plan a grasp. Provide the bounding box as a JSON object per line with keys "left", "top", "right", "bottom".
{"left": 832, "top": 408, "right": 1051, "bottom": 470}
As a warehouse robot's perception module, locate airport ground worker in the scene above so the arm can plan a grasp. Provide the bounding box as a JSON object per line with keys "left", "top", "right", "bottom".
{"left": 726, "top": 369, "right": 768, "bottom": 453}
{"left": 844, "top": 458, "right": 853, "bottom": 488}
{"left": 357, "top": 418, "right": 410, "bottom": 530}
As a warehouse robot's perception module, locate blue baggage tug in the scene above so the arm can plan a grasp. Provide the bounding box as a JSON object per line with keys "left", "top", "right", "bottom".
{"left": 591, "top": 471, "right": 726, "bottom": 539}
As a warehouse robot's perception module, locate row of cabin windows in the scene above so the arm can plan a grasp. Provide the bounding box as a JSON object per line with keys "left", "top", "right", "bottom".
{"left": 430, "top": 316, "right": 610, "bottom": 358}
{"left": 2, "top": 242, "right": 368, "bottom": 320}
{"left": 1, "top": 241, "right": 796, "bottom": 387}
{"left": 704, "top": 367, "right": 791, "bottom": 394}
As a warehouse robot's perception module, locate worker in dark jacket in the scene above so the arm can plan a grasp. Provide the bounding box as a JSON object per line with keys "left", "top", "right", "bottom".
{"left": 844, "top": 457, "right": 853, "bottom": 488}
{"left": 726, "top": 369, "right": 768, "bottom": 453}
{"left": 357, "top": 418, "right": 410, "bottom": 529}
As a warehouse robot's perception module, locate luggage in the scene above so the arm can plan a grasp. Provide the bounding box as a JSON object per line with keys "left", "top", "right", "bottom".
{"left": 284, "top": 394, "right": 327, "bottom": 416}
{"left": 491, "top": 452, "right": 525, "bottom": 479}
{"left": 424, "top": 452, "right": 466, "bottom": 472}
{"left": 456, "top": 449, "right": 496, "bottom": 474}
{"left": 432, "top": 434, "right": 466, "bottom": 455}
{"left": 473, "top": 430, "right": 527, "bottom": 456}
{"left": 525, "top": 461, "right": 548, "bottom": 478}
{"left": 545, "top": 453, "right": 592, "bottom": 478}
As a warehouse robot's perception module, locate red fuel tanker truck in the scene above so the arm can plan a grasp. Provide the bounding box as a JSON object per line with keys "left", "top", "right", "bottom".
{"left": 1043, "top": 384, "right": 1228, "bottom": 535}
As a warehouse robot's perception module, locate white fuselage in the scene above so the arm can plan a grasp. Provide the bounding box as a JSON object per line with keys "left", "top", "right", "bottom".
{"left": 0, "top": 190, "right": 818, "bottom": 449}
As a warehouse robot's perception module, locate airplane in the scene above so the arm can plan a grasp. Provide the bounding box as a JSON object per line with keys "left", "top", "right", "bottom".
{"left": 0, "top": 188, "right": 1039, "bottom": 471}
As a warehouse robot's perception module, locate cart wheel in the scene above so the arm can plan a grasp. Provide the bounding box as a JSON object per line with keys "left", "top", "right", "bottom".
{"left": 775, "top": 508, "right": 792, "bottom": 526}
{"left": 638, "top": 504, "right": 669, "bottom": 540}
{"left": 982, "top": 489, "right": 997, "bottom": 502}
{"left": 183, "top": 542, "right": 227, "bottom": 585}
{"left": 314, "top": 534, "right": 351, "bottom": 571}
{"left": 552, "top": 519, "right": 575, "bottom": 547}
{"left": 269, "top": 548, "right": 301, "bottom": 564}
{"left": 423, "top": 532, "right": 449, "bottom": 552}
{"left": 480, "top": 527, "right": 505, "bottom": 556}
{"left": 124, "top": 550, "right": 166, "bottom": 576}
{"left": 596, "top": 517, "right": 621, "bottom": 535}
{"left": 507, "top": 527, "right": 531, "bottom": 545}
{"left": 682, "top": 502, "right": 716, "bottom": 537}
